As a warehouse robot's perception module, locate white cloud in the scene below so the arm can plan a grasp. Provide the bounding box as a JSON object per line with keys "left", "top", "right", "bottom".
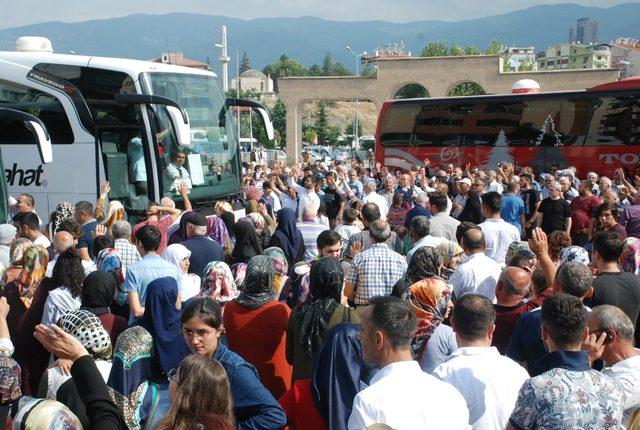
{"left": 0, "top": 0, "right": 637, "bottom": 29}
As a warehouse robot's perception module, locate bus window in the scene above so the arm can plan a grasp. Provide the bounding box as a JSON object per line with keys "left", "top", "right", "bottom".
{"left": 0, "top": 81, "right": 74, "bottom": 144}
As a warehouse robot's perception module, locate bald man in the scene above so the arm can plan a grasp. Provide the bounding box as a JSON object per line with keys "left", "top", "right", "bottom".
{"left": 493, "top": 267, "right": 552, "bottom": 353}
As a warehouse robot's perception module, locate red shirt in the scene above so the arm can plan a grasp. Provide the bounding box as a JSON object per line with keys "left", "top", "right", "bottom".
{"left": 131, "top": 216, "right": 174, "bottom": 255}
{"left": 278, "top": 380, "right": 327, "bottom": 430}
{"left": 570, "top": 195, "right": 601, "bottom": 234}
{"left": 493, "top": 289, "right": 553, "bottom": 354}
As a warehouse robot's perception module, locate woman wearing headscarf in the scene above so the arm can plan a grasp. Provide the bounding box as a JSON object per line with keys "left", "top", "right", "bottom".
{"left": 311, "top": 323, "right": 373, "bottom": 430}
{"left": 392, "top": 246, "right": 445, "bottom": 298}
{"left": 38, "top": 309, "right": 113, "bottom": 428}
{"left": 263, "top": 247, "right": 291, "bottom": 296}
{"left": 230, "top": 221, "right": 263, "bottom": 265}
{"left": 406, "top": 277, "right": 455, "bottom": 373}
{"left": 620, "top": 237, "right": 640, "bottom": 276}
{"left": 80, "top": 271, "right": 127, "bottom": 346}
{"left": 437, "top": 240, "right": 464, "bottom": 279}
{"left": 45, "top": 202, "right": 74, "bottom": 240}
{"left": 107, "top": 326, "right": 159, "bottom": 430}
{"left": 167, "top": 210, "right": 193, "bottom": 246}
{"left": 223, "top": 255, "right": 292, "bottom": 398}
{"left": 4, "top": 238, "right": 32, "bottom": 285}
{"left": 268, "top": 208, "right": 305, "bottom": 268}
{"left": 200, "top": 261, "right": 239, "bottom": 304}
{"left": 162, "top": 244, "right": 200, "bottom": 302}
{"left": 138, "top": 276, "right": 191, "bottom": 427}
{"left": 286, "top": 257, "right": 358, "bottom": 383}
{"left": 2, "top": 245, "right": 51, "bottom": 394}
{"left": 41, "top": 248, "right": 85, "bottom": 327}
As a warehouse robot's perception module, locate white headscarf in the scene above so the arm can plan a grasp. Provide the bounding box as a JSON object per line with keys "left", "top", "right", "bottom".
{"left": 162, "top": 244, "right": 199, "bottom": 301}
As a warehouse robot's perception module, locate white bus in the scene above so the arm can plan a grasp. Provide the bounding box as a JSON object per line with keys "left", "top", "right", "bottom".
{"left": 0, "top": 37, "right": 273, "bottom": 219}
{"left": 0, "top": 106, "right": 53, "bottom": 221}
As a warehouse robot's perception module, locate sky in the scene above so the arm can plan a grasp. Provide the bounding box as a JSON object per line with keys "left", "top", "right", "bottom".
{"left": 1, "top": 0, "right": 638, "bottom": 29}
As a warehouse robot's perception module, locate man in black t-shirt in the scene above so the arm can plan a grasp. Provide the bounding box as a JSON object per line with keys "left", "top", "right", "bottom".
{"left": 520, "top": 174, "right": 540, "bottom": 239}
{"left": 589, "top": 231, "right": 640, "bottom": 344}
{"left": 529, "top": 181, "right": 571, "bottom": 235}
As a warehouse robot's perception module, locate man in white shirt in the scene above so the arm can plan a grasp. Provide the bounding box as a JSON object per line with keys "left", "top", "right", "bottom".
{"left": 362, "top": 179, "right": 388, "bottom": 221}
{"left": 406, "top": 216, "right": 446, "bottom": 263}
{"left": 348, "top": 296, "right": 469, "bottom": 430}
{"left": 450, "top": 228, "right": 501, "bottom": 302}
{"left": 297, "top": 206, "right": 329, "bottom": 262}
{"left": 583, "top": 305, "right": 640, "bottom": 426}
{"left": 15, "top": 212, "right": 50, "bottom": 248}
{"left": 433, "top": 294, "right": 529, "bottom": 430}
{"left": 479, "top": 192, "right": 520, "bottom": 267}
{"left": 428, "top": 191, "right": 460, "bottom": 242}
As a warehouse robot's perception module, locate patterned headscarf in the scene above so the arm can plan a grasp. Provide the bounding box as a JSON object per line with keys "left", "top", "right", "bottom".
{"left": 107, "top": 326, "right": 157, "bottom": 430}
{"left": 48, "top": 202, "right": 74, "bottom": 238}
{"left": 9, "top": 238, "right": 32, "bottom": 266}
{"left": 0, "top": 355, "right": 21, "bottom": 405}
{"left": 560, "top": 246, "right": 590, "bottom": 266}
{"left": 18, "top": 245, "right": 48, "bottom": 307}
{"left": 235, "top": 256, "right": 275, "bottom": 310}
{"left": 437, "top": 240, "right": 463, "bottom": 266}
{"left": 263, "top": 247, "right": 289, "bottom": 277}
{"left": 407, "top": 277, "right": 450, "bottom": 363}
{"left": 505, "top": 241, "right": 535, "bottom": 266}
{"left": 12, "top": 398, "right": 82, "bottom": 430}
{"left": 58, "top": 310, "right": 112, "bottom": 360}
{"left": 406, "top": 246, "right": 444, "bottom": 284}
{"left": 206, "top": 215, "right": 231, "bottom": 247}
{"left": 200, "top": 261, "right": 239, "bottom": 303}
{"left": 297, "top": 258, "right": 344, "bottom": 357}
{"left": 620, "top": 237, "right": 640, "bottom": 276}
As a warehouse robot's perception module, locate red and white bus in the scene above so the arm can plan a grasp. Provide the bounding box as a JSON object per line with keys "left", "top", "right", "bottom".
{"left": 376, "top": 77, "right": 640, "bottom": 176}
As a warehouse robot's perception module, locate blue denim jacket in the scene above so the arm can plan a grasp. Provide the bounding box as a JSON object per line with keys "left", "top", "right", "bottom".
{"left": 214, "top": 344, "right": 286, "bottom": 430}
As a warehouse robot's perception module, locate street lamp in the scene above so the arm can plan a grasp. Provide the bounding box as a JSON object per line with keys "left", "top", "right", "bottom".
{"left": 346, "top": 46, "right": 367, "bottom": 153}
{"left": 215, "top": 43, "right": 242, "bottom": 145}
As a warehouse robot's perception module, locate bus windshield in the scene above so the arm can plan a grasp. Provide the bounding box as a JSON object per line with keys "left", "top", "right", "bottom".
{"left": 140, "top": 72, "right": 242, "bottom": 202}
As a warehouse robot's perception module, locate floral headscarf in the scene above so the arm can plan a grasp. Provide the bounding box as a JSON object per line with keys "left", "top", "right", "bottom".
{"left": 407, "top": 277, "right": 451, "bottom": 363}
{"left": 559, "top": 246, "right": 590, "bottom": 266}
{"left": 505, "top": 241, "right": 535, "bottom": 266}
{"left": 0, "top": 355, "right": 21, "bottom": 405}
{"left": 234, "top": 256, "right": 275, "bottom": 310}
{"left": 18, "top": 245, "right": 48, "bottom": 307}
{"left": 200, "top": 261, "right": 239, "bottom": 303}
{"left": 620, "top": 238, "right": 640, "bottom": 276}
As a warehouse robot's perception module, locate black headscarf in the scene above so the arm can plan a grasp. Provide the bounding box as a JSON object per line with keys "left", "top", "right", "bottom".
{"left": 235, "top": 256, "right": 275, "bottom": 310}
{"left": 80, "top": 271, "right": 119, "bottom": 316}
{"left": 231, "top": 221, "right": 263, "bottom": 264}
{"left": 297, "top": 257, "right": 344, "bottom": 357}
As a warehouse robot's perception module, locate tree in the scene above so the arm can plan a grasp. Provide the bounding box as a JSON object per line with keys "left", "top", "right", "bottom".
{"left": 239, "top": 51, "right": 251, "bottom": 74}
{"left": 486, "top": 40, "right": 504, "bottom": 55}
{"left": 270, "top": 100, "right": 287, "bottom": 144}
{"left": 421, "top": 40, "right": 448, "bottom": 57}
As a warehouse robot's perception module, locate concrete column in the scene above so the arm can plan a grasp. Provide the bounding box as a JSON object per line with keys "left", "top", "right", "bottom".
{"left": 284, "top": 100, "right": 302, "bottom": 165}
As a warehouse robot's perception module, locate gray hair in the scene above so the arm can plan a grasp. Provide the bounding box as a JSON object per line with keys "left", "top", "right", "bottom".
{"left": 556, "top": 262, "right": 593, "bottom": 298}
{"left": 75, "top": 200, "right": 94, "bottom": 215}
{"left": 369, "top": 219, "right": 391, "bottom": 243}
{"left": 187, "top": 222, "right": 207, "bottom": 236}
{"left": 111, "top": 220, "right": 132, "bottom": 240}
{"left": 415, "top": 193, "right": 429, "bottom": 205}
{"left": 591, "top": 305, "right": 635, "bottom": 342}
{"left": 409, "top": 216, "right": 430, "bottom": 238}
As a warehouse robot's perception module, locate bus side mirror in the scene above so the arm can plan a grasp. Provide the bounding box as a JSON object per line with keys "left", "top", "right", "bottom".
{"left": 24, "top": 121, "right": 53, "bottom": 164}
{"left": 166, "top": 106, "right": 191, "bottom": 148}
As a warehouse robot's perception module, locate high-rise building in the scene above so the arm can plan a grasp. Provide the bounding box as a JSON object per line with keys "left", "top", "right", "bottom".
{"left": 569, "top": 17, "right": 599, "bottom": 44}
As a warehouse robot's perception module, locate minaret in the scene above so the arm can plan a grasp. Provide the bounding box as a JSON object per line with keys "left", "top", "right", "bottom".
{"left": 220, "top": 26, "right": 229, "bottom": 91}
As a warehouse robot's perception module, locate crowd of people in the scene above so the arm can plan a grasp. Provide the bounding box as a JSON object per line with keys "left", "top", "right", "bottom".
{"left": 1, "top": 155, "right": 640, "bottom": 429}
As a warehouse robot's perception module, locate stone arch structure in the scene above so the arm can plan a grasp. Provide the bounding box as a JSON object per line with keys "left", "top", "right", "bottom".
{"left": 277, "top": 55, "right": 619, "bottom": 163}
